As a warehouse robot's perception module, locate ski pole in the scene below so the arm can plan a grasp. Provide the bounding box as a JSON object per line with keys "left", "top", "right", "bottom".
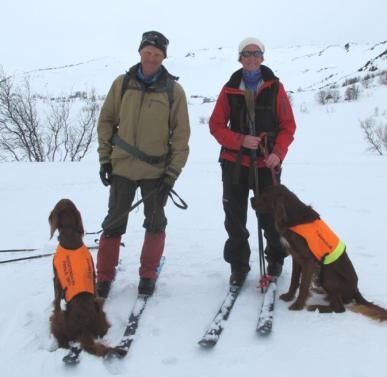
{"left": 0, "top": 248, "right": 37, "bottom": 253}
{"left": 245, "top": 91, "right": 266, "bottom": 291}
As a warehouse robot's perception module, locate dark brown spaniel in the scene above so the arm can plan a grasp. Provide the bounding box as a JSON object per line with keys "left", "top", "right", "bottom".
{"left": 252, "top": 185, "right": 387, "bottom": 321}
{"left": 48, "top": 199, "right": 125, "bottom": 357}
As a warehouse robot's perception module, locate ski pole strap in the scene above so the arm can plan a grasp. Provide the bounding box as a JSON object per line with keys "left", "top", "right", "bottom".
{"left": 168, "top": 189, "right": 188, "bottom": 209}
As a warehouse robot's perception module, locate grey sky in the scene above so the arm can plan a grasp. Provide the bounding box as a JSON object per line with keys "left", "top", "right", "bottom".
{"left": 1, "top": 0, "right": 386, "bottom": 71}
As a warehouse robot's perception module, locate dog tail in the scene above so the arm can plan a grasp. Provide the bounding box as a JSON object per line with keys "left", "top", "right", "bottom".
{"left": 79, "top": 336, "right": 111, "bottom": 357}
{"left": 79, "top": 336, "right": 128, "bottom": 358}
{"left": 349, "top": 291, "right": 387, "bottom": 322}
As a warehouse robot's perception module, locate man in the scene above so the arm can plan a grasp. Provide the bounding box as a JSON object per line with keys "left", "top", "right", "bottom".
{"left": 96, "top": 31, "right": 190, "bottom": 297}
{"left": 209, "top": 37, "right": 296, "bottom": 286}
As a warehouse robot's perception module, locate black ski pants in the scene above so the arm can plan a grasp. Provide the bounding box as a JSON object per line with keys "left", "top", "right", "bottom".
{"left": 221, "top": 160, "right": 287, "bottom": 273}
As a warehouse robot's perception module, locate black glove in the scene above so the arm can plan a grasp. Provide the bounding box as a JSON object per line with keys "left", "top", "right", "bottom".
{"left": 158, "top": 174, "right": 175, "bottom": 207}
{"left": 99, "top": 162, "right": 113, "bottom": 186}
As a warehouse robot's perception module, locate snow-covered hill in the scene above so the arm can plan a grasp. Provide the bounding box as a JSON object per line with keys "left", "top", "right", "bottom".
{"left": 1, "top": 41, "right": 387, "bottom": 377}
{"left": 9, "top": 40, "right": 387, "bottom": 98}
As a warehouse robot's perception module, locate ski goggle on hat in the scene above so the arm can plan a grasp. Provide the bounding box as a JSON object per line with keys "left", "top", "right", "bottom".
{"left": 138, "top": 31, "right": 169, "bottom": 57}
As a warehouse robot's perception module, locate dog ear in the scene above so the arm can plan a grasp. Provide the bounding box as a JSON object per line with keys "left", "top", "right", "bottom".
{"left": 74, "top": 207, "right": 84, "bottom": 236}
{"left": 48, "top": 209, "right": 59, "bottom": 239}
{"left": 274, "top": 197, "right": 288, "bottom": 224}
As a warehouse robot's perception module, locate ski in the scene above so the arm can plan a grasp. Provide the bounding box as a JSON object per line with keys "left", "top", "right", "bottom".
{"left": 63, "top": 256, "right": 165, "bottom": 364}
{"left": 105, "top": 256, "right": 166, "bottom": 360}
{"left": 256, "top": 276, "right": 278, "bottom": 335}
{"left": 105, "top": 293, "right": 149, "bottom": 359}
{"left": 198, "top": 283, "right": 244, "bottom": 348}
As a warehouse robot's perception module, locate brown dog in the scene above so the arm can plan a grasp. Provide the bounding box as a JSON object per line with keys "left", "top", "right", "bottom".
{"left": 253, "top": 184, "right": 387, "bottom": 321}
{"left": 49, "top": 199, "right": 124, "bottom": 357}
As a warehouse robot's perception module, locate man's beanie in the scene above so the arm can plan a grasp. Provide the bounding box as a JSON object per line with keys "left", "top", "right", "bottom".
{"left": 138, "top": 31, "right": 169, "bottom": 57}
{"left": 238, "top": 37, "right": 265, "bottom": 55}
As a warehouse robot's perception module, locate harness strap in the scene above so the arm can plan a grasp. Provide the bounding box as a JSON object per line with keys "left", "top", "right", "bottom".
{"left": 112, "top": 134, "right": 169, "bottom": 165}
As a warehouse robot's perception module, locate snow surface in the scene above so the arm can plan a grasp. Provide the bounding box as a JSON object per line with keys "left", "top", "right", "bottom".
{"left": 1, "top": 42, "right": 387, "bottom": 376}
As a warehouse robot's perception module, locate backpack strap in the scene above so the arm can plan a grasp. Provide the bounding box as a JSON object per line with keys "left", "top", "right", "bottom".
{"left": 120, "top": 71, "right": 131, "bottom": 101}
{"left": 120, "top": 73, "right": 176, "bottom": 139}
{"left": 120, "top": 71, "right": 176, "bottom": 110}
{"left": 111, "top": 72, "right": 177, "bottom": 165}
{"left": 165, "top": 75, "right": 176, "bottom": 111}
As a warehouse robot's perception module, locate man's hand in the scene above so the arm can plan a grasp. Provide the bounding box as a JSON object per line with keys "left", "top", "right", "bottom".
{"left": 158, "top": 174, "right": 175, "bottom": 207}
{"left": 99, "top": 162, "right": 113, "bottom": 186}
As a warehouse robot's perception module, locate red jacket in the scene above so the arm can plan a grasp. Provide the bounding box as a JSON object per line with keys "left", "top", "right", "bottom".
{"left": 209, "top": 67, "right": 296, "bottom": 167}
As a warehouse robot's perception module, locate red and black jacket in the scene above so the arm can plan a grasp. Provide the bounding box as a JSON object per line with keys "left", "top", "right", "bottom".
{"left": 209, "top": 65, "right": 296, "bottom": 168}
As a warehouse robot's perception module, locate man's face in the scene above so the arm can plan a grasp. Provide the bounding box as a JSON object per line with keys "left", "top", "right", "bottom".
{"left": 240, "top": 44, "right": 263, "bottom": 72}
{"left": 140, "top": 45, "right": 165, "bottom": 76}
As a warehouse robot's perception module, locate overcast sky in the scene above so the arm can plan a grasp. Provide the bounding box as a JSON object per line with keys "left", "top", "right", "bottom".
{"left": 1, "top": 0, "right": 386, "bottom": 71}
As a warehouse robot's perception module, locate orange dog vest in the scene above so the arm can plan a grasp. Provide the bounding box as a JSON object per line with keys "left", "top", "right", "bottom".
{"left": 53, "top": 244, "right": 95, "bottom": 302}
{"left": 289, "top": 219, "right": 346, "bottom": 264}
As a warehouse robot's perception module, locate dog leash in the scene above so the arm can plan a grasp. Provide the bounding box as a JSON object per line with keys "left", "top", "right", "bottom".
{"left": 85, "top": 188, "right": 188, "bottom": 236}
{"left": 0, "top": 246, "right": 99, "bottom": 265}
{"left": 257, "top": 132, "right": 280, "bottom": 187}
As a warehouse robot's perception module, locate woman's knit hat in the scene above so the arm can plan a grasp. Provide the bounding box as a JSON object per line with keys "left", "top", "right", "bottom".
{"left": 238, "top": 37, "right": 265, "bottom": 54}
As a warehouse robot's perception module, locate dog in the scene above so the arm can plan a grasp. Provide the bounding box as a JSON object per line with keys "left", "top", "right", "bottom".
{"left": 48, "top": 199, "right": 125, "bottom": 357}
{"left": 252, "top": 184, "right": 387, "bottom": 321}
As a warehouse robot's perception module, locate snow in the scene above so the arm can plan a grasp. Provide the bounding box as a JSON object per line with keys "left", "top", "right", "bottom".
{"left": 1, "top": 41, "right": 387, "bottom": 376}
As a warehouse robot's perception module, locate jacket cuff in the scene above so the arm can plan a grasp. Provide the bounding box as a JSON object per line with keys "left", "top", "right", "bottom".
{"left": 99, "top": 156, "right": 111, "bottom": 165}
{"left": 165, "top": 166, "right": 180, "bottom": 181}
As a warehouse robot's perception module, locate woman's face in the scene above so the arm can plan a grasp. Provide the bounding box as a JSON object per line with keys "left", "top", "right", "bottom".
{"left": 239, "top": 44, "right": 263, "bottom": 72}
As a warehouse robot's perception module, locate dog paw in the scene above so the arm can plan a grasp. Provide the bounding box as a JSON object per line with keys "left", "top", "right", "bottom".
{"left": 280, "top": 292, "right": 295, "bottom": 302}
{"left": 307, "top": 305, "right": 318, "bottom": 312}
{"left": 289, "top": 301, "right": 305, "bottom": 311}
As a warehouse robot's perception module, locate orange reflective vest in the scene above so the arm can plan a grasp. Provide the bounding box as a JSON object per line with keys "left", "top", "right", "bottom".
{"left": 53, "top": 244, "right": 95, "bottom": 302}
{"left": 289, "top": 219, "right": 346, "bottom": 264}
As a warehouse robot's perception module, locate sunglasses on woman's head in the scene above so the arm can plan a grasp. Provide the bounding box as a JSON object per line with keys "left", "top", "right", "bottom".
{"left": 240, "top": 50, "right": 263, "bottom": 58}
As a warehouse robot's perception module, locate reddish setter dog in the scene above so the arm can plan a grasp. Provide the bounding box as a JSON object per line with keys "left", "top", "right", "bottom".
{"left": 49, "top": 199, "right": 124, "bottom": 357}
{"left": 253, "top": 184, "right": 387, "bottom": 321}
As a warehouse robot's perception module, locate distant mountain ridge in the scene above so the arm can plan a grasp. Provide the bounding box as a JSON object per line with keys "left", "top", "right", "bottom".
{"left": 8, "top": 41, "right": 387, "bottom": 99}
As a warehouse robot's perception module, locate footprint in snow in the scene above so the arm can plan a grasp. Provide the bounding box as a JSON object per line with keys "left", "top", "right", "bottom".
{"left": 161, "top": 356, "right": 179, "bottom": 365}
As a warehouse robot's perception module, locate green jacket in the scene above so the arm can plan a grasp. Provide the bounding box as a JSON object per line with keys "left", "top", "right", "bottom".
{"left": 97, "top": 64, "right": 190, "bottom": 182}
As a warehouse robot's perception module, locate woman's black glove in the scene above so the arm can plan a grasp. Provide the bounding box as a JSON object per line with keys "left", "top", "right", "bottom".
{"left": 99, "top": 162, "right": 113, "bottom": 186}
{"left": 158, "top": 174, "right": 175, "bottom": 207}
